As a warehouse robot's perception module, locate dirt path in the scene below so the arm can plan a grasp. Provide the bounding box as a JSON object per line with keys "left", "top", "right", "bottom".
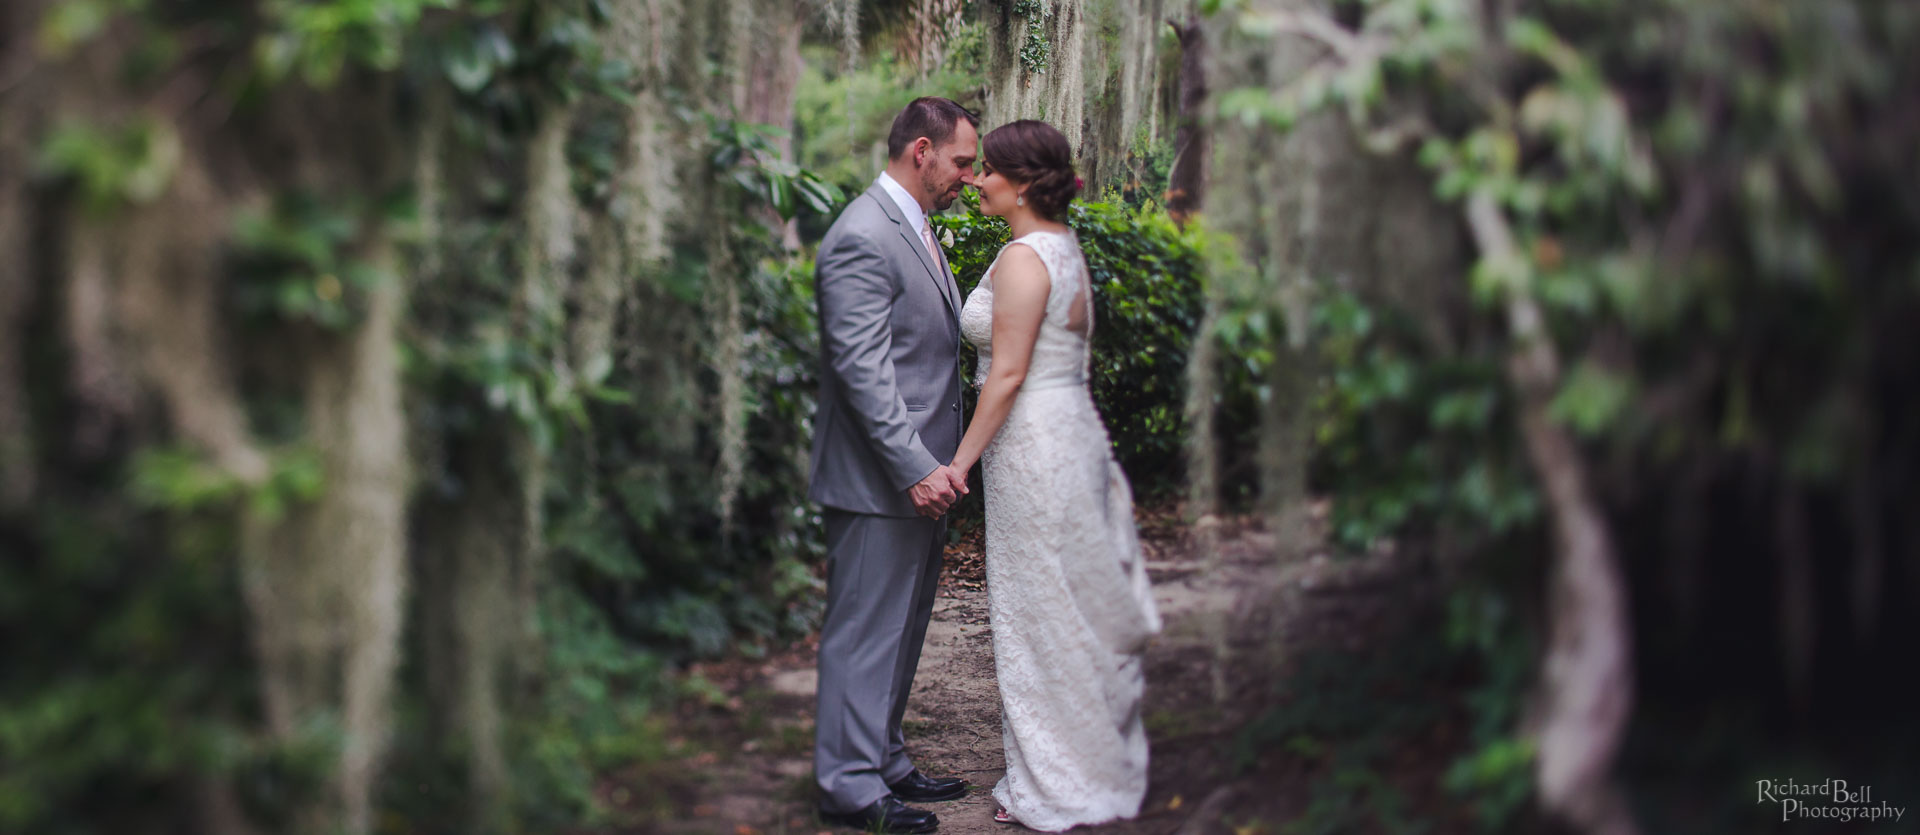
{"left": 620, "top": 507, "right": 1430, "bottom": 835}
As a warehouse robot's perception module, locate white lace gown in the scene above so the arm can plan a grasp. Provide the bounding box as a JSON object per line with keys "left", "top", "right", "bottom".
{"left": 959, "top": 229, "right": 1163, "bottom": 831}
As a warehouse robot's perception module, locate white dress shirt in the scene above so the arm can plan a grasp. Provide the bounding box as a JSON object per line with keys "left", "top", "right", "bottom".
{"left": 876, "top": 171, "right": 941, "bottom": 265}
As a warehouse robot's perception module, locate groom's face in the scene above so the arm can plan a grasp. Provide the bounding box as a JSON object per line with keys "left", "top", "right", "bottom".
{"left": 917, "top": 120, "right": 979, "bottom": 212}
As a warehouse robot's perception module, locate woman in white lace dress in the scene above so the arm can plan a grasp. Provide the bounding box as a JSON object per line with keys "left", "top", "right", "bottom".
{"left": 949, "top": 120, "right": 1162, "bottom": 831}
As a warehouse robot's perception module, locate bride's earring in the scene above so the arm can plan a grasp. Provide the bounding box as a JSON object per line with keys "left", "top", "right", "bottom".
{"left": 1016, "top": 194, "right": 1025, "bottom": 207}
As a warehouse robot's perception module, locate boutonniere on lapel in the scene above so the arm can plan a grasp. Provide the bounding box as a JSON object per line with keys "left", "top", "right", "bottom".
{"left": 940, "top": 228, "right": 955, "bottom": 249}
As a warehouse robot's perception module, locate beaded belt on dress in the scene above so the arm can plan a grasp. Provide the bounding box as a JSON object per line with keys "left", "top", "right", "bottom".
{"left": 972, "top": 375, "right": 1086, "bottom": 391}
{"left": 1019, "top": 375, "right": 1086, "bottom": 392}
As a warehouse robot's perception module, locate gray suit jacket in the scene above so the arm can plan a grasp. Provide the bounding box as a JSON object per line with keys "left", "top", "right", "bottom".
{"left": 808, "top": 183, "right": 964, "bottom": 518}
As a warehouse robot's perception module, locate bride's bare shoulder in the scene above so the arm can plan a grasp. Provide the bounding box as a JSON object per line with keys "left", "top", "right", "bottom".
{"left": 994, "top": 241, "right": 1046, "bottom": 276}
{"left": 989, "top": 243, "right": 1049, "bottom": 298}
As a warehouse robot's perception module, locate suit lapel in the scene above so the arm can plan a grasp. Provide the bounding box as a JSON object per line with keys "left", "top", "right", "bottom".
{"left": 868, "top": 184, "right": 960, "bottom": 321}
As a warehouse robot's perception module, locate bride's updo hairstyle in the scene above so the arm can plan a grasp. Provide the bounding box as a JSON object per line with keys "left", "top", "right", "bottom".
{"left": 983, "top": 119, "right": 1080, "bottom": 220}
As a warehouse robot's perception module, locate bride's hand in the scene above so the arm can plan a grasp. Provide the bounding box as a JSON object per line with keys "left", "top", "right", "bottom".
{"left": 942, "top": 462, "right": 971, "bottom": 494}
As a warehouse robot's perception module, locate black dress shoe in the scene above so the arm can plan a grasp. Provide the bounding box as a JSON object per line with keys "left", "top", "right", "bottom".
{"left": 886, "top": 768, "right": 969, "bottom": 803}
{"left": 818, "top": 795, "right": 939, "bottom": 834}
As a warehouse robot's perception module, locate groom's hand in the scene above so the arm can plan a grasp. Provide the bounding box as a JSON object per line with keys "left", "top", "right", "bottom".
{"left": 908, "top": 466, "right": 962, "bottom": 517}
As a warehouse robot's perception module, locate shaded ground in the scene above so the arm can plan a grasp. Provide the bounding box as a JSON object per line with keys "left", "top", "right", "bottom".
{"left": 590, "top": 504, "right": 1494, "bottom": 835}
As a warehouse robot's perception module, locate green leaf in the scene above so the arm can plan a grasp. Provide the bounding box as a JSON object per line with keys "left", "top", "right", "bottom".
{"left": 1217, "top": 86, "right": 1283, "bottom": 128}
{"left": 767, "top": 173, "right": 794, "bottom": 220}
{"left": 444, "top": 44, "right": 494, "bottom": 92}
{"left": 1547, "top": 362, "right": 1636, "bottom": 436}
{"left": 36, "top": 0, "right": 114, "bottom": 57}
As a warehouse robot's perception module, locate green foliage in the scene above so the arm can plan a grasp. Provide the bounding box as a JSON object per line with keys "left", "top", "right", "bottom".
{"left": 418, "top": 0, "right": 638, "bottom": 123}
{"left": 1118, "top": 126, "right": 1175, "bottom": 208}
{"left": 0, "top": 477, "right": 300, "bottom": 833}
{"left": 14, "top": 0, "right": 840, "bottom": 831}
{"left": 1017, "top": 16, "right": 1052, "bottom": 76}
{"left": 520, "top": 589, "right": 676, "bottom": 823}
{"left": 942, "top": 18, "right": 988, "bottom": 81}
{"left": 33, "top": 119, "right": 181, "bottom": 213}
{"left": 1443, "top": 736, "right": 1535, "bottom": 832}
{"left": 1234, "top": 624, "right": 1466, "bottom": 835}
{"left": 407, "top": 61, "right": 831, "bottom": 726}
{"left": 1545, "top": 360, "right": 1634, "bottom": 438}
{"left": 1007, "top": 0, "right": 1056, "bottom": 76}
{"left": 1075, "top": 202, "right": 1208, "bottom": 483}
{"left": 33, "top": 0, "right": 110, "bottom": 54}
{"left": 1214, "top": 0, "right": 1920, "bottom": 823}
{"left": 254, "top": 0, "right": 456, "bottom": 86}
{"left": 129, "top": 446, "right": 324, "bottom": 522}
{"left": 1308, "top": 292, "right": 1540, "bottom": 550}
{"left": 709, "top": 118, "right": 845, "bottom": 221}
{"left": 793, "top": 48, "right": 983, "bottom": 197}
{"left": 437, "top": 19, "right": 519, "bottom": 94}
{"left": 548, "top": 151, "right": 828, "bottom": 665}
{"left": 230, "top": 190, "right": 413, "bottom": 332}
{"left": 1441, "top": 586, "right": 1538, "bottom": 832}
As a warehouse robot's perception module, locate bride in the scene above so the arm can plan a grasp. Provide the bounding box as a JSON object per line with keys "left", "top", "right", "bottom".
{"left": 950, "top": 119, "right": 1162, "bottom": 831}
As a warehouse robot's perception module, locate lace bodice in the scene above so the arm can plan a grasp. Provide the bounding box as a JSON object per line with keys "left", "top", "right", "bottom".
{"left": 960, "top": 229, "right": 1092, "bottom": 390}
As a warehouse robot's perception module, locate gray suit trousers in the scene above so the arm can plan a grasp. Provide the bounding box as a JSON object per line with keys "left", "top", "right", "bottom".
{"left": 814, "top": 509, "right": 946, "bottom": 813}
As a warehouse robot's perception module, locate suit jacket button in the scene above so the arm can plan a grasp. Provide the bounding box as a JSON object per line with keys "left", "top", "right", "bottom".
{"left": 950, "top": 403, "right": 959, "bottom": 412}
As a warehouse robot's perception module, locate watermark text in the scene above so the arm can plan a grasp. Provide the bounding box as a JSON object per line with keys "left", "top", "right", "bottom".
{"left": 1757, "top": 779, "right": 1905, "bottom": 823}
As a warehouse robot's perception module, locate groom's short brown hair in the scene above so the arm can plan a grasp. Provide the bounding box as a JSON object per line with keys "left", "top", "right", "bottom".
{"left": 887, "top": 97, "right": 980, "bottom": 159}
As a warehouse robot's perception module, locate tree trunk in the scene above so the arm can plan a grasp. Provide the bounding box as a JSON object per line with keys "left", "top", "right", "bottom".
{"left": 1466, "top": 192, "right": 1638, "bottom": 835}
{"left": 744, "top": 0, "right": 806, "bottom": 249}
{"left": 983, "top": 0, "right": 1089, "bottom": 157}
{"left": 0, "top": 98, "right": 35, "bottom": 510}
{"left": 220, "top": 83, "right": 417, "bottom": 835}
{"left": 239, "top": 234, "right": 411, "bottom": 835}
{"left": 1167, "top": 13, "right": 1209, "bottom": 224}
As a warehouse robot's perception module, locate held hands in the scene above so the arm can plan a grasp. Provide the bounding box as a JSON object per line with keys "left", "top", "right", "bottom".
{"left": 907, "top": 464, "right": 971, "bottom": 518}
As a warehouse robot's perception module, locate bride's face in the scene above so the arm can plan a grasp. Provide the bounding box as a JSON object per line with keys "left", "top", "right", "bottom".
{"left": 975, "top": 162, "right": 1023, "bottom": 218}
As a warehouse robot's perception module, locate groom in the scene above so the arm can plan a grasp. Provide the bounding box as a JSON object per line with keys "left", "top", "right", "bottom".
{"left": 807, "top": 97, "right": 979, "bottom": 833}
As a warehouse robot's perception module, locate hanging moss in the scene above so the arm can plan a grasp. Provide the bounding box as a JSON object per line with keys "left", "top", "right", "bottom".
{"left": 840, "top": 0, "right": 864, "bottom": 159}
{"left": 5, "top": 2, "right": 850, "bottom": 832}
{"left": 978, "top": 0, "right": 1188, "bottom": 192}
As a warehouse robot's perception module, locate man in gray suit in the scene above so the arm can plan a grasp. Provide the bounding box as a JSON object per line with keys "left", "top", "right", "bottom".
{"left": 809, "top": 97, "right": 979, "bottom": 834}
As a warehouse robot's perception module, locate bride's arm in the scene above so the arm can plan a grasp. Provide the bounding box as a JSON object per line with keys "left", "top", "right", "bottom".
{"left": 952, "top": 244, "right": 1048, "bottom": 477}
